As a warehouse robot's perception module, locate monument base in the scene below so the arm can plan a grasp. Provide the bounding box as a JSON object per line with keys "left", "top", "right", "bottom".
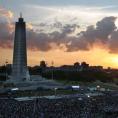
{"left": 5, "top": 75, "right": 64, "bottom": 90}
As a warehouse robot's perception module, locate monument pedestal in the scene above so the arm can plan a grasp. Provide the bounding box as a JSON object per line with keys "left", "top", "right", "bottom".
{"left": 5, "top": 75, "right": 63, "bottom": 90}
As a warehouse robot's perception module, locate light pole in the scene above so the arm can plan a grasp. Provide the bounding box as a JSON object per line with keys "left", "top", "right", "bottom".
{"left": 33, "top": 98, "right": 36, "bottom": 117}
{"left": 54, "top": 88, "right": 57, "bottom": 98}
{"left": 5, "top": 60, "right": 8, "bottom": 80}
{"left": 33, "top": 92, "right": 37, "bottom": 117}
{"left": 51, "top": 61, "right": 54, "bottom": 80}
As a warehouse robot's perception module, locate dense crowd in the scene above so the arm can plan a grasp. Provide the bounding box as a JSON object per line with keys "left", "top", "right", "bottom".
{"left": 0, "top": 93, "right": 118, "bottom": 118}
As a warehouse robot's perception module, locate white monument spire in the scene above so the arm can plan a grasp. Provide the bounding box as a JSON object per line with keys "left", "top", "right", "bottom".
{"left": 11, "top": 15, "right": 30, "bottom": 81}
{"left": 20, "top": 12, "right": 22, "bottom": 18}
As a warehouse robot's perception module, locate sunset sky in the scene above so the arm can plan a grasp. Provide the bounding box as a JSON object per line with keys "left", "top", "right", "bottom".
{"left": 1, "top": 0, "right": 118, "bottom": 68}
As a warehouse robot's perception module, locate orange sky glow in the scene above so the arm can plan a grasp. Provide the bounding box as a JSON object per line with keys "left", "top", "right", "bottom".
{"left": 1, "top": 46, "right": 118, "bottom": 68}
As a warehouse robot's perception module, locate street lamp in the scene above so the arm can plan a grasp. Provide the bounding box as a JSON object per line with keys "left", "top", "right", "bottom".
{"left": 97, "top": 85, "right": 100, "bottom": 91}
{"left": 5, "top": 60, "right": 8, "bottom": 80}
{"left": 54, "top": 88, "right": 57, "bottom": 98}
{"left": 51, "top": 61, "right": 54, "bottom": 80}
{"left": 87, "top": 95, "right": 90, "bottom": 98}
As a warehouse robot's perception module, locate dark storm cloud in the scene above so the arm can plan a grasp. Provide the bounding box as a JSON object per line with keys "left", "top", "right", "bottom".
{"left": 62, "top": 24, "right": 80, "bottom": 34}
{"left": 27, "top": 23, "right": 79, "bottom": 51}
{"left": 0, "top": 7, "right": 13, "bottom": 48}
{"left": 69, "top": 16, "right": 117, "bottom": 51}
{"left": 79, "top": 16, "right": 116, "bottom": 42}
{"left": 27, "top": 30, "right": 51, "bottom": 51}
{"left": 0, "top": 22, "right": 13, "bottom": 48}
{"left": 1, "top": 15, "right": 118, "bottom": 53}
{"left": 108, "top": 30, "right": 118, "bottom": 53}
{"left": 27, "top": 16, "right": 117, "bottom": 52}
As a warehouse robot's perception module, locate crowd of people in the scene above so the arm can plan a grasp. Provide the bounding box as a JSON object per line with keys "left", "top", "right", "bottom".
{"left": 0, "top": 93, "right": 118, "bottom": 118}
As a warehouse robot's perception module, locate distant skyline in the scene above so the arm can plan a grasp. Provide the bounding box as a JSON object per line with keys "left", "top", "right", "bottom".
{"left": 1, "top": 0, "right": 118, "bottom": 68}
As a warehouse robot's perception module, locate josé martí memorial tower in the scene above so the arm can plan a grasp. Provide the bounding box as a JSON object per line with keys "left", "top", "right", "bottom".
{"left": 11, "top": 14, "right": 30, "bottom": 82}
{"left": 7, "top": 14, "right": 62, "bottom": 88}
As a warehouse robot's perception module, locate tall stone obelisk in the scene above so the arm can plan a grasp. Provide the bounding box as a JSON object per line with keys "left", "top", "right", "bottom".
{"left": 11, "top": 14, "right": 30, "bottom": 81}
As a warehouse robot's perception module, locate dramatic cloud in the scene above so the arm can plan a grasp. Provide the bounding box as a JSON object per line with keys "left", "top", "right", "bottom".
{"left": 82, "top": 17, "right": 116, "bottom": 41}
{"left": 27, "top": 23, "right": 80, "bottom": 51}
{"left": 108, "top": 30, "right": 118, "bottom": 53}
{"left": 27, "top": 16, "right": 117, "bottom": 52}
{"left": 0, "top": 7, "right": 13, "bottom": 19}
{"left": 0, "top": 7, "right": 13, "bottom": 48}
{"left": 70, "top": 16, "right": 117, "bottom": 51}
{"left": 0, "top": 7, "right": 118, "bottom": 54}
